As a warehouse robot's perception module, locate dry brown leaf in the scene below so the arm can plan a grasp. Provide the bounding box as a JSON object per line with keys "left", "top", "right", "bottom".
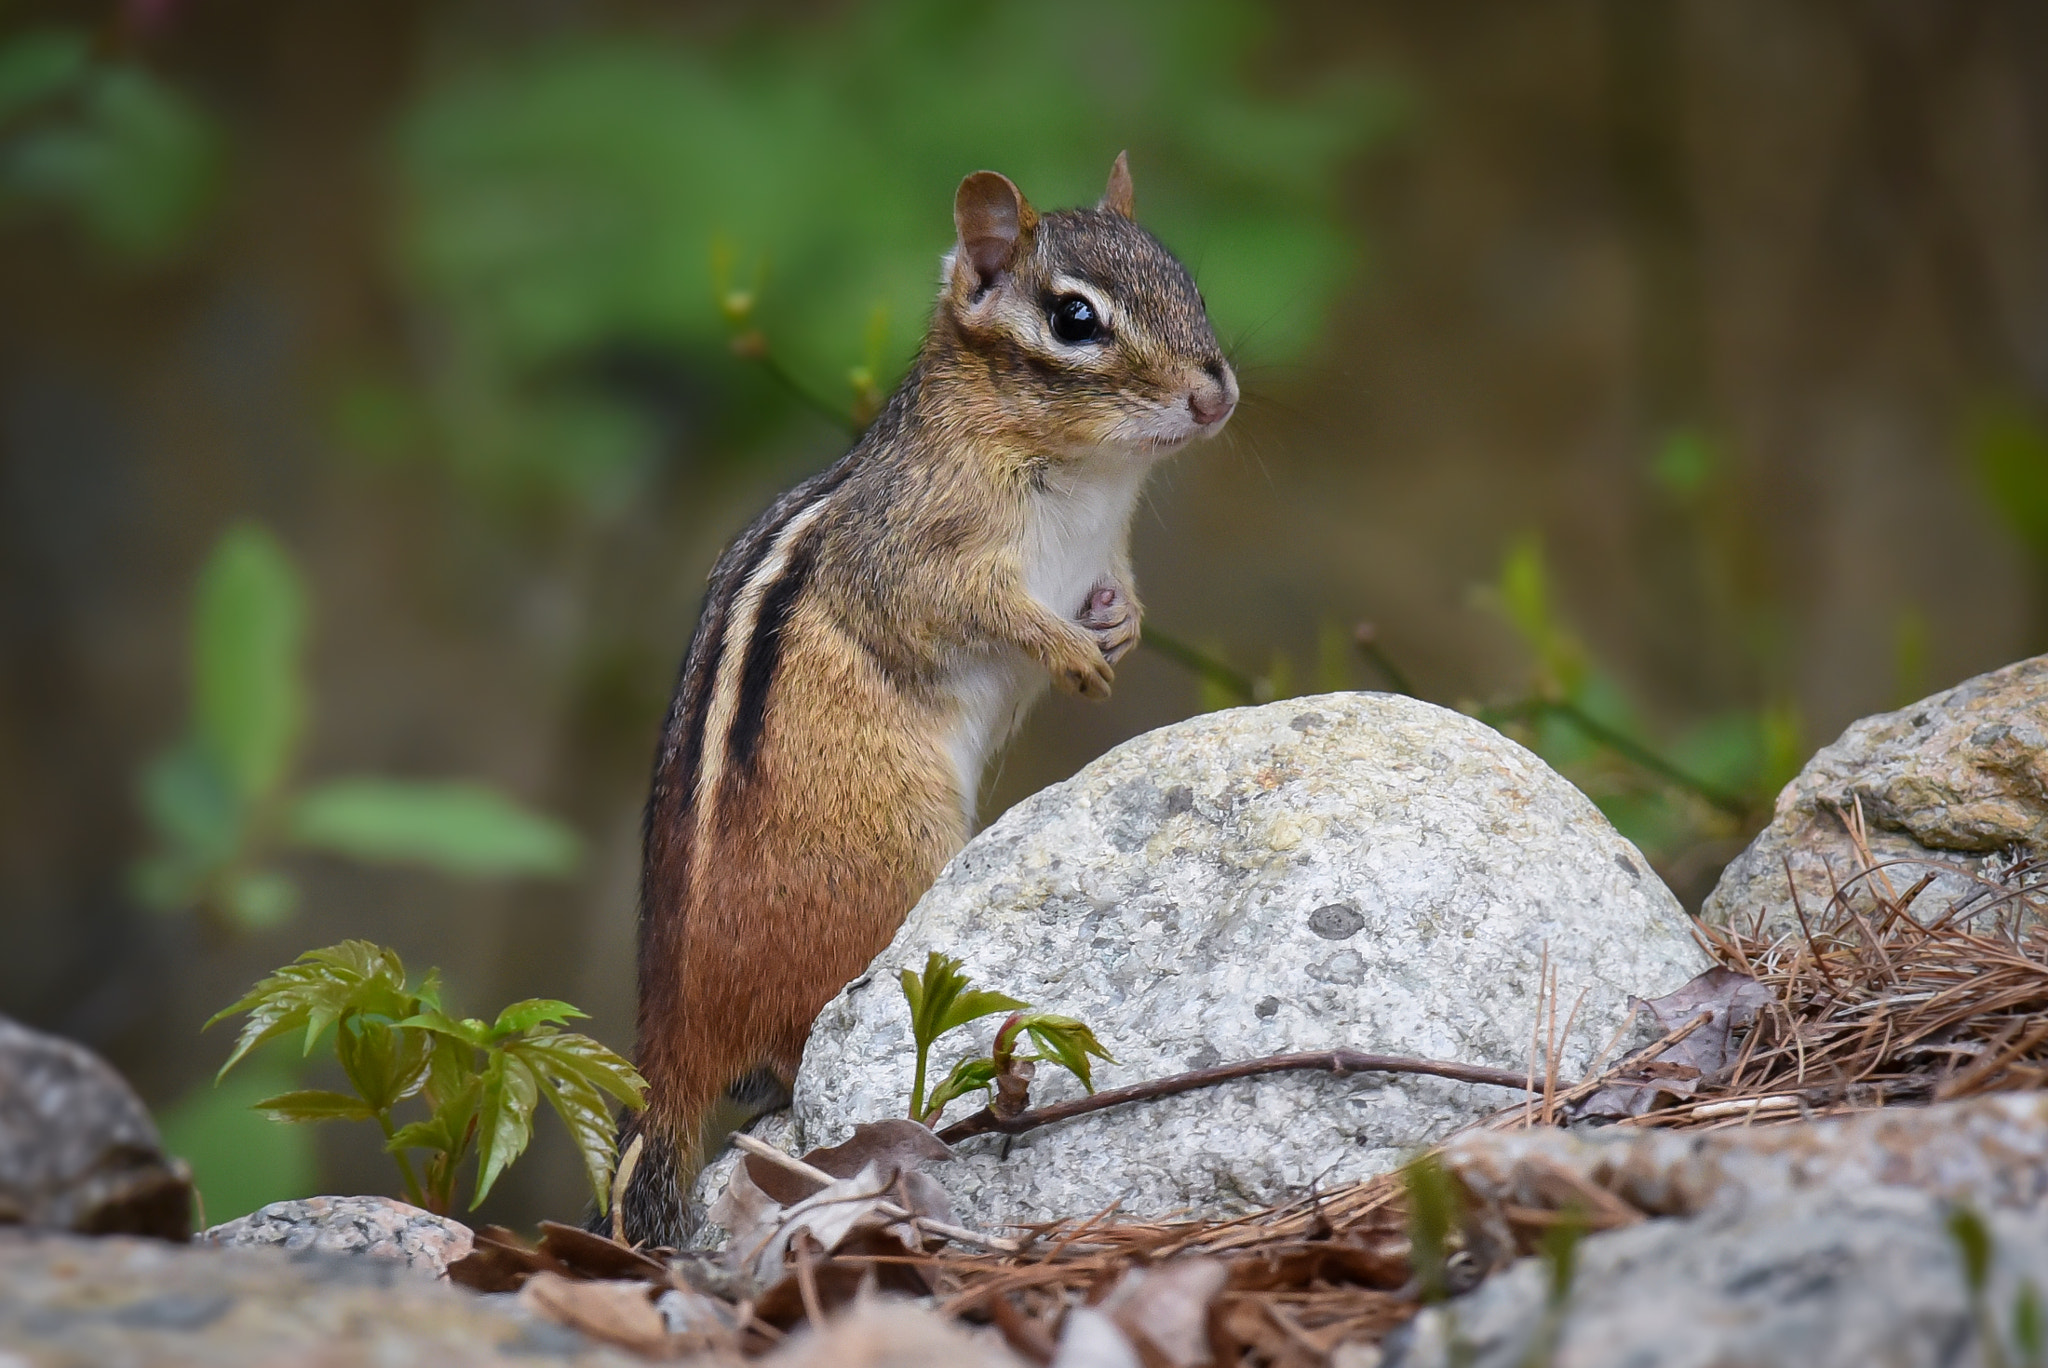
{"left": 519, "top": 1270, "right": 671, "bottom": 1355}
{"left": 1573, "top": 966, "right": 1771, "bottom": 1118}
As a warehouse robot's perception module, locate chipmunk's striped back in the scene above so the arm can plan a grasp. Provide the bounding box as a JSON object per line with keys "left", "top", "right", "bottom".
{"left": 612, "top": 157, "right": 1235, "bottom": 1247}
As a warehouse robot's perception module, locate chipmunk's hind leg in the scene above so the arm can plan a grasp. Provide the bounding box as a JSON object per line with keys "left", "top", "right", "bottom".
{"left": 602, "top": 1113, "right": 695, "bottom": 1248}
{"left": 695, "top": 1064, "right": 795, "bottom": 1164}
{"left": 599, "top": 1064, "right": 794, "bottom": 1247}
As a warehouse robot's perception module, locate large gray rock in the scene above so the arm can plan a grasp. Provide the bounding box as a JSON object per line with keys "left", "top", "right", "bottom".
{"left": 1704, "top": 655, "right": 2048, "bottom": 932}
{"left": 1440, "top": 1091, "right": 2048, "bottom": 1220}
{"left": 1397, "top": 1093, "right": 2048, "bottom": 1368}
{"left": 0, "top": 1013, "right": 191, "bottom": 1239}
{"left": 1389, "top": 1185, "right": 2048, "bottom": 1368}
{"left": 0, "top": 1231, "right": 645, "bottom": 1367}
{"left": 781, "top": 693, "right": 1708, "bottom": 1230}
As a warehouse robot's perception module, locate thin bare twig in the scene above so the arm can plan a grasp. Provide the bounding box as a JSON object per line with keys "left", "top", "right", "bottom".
{"left": 936, "top": 1050, "right": 1554, "bottom": 1144}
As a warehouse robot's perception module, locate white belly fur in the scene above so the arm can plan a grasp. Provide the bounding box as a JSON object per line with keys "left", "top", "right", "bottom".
{"left": 941, "top": 451, "right": 1154, "bottom": 828}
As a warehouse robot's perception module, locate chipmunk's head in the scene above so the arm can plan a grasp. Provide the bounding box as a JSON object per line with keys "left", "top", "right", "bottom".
{"left": 935, "top": 154, "right": 1237, "bottom": 455}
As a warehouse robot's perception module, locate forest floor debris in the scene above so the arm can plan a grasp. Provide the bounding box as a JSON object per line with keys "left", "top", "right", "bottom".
{"left": 454, "top": 817, "right": 2048, "bottom": 1366}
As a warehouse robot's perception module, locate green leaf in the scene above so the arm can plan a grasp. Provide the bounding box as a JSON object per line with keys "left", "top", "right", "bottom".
{"left": 224, "top": 870, "right": 299, "bottom": 930}
{"left": 288, "top": 778, "right": 582, "bottom": 879}
{"left": 334, "top": 1014, "right": 432, "bottom": 1114}
{"left": 503, "top": 1031, "right": 645, "bottom": 1214}
{"left": 395, "top": 1010, "right": 494, "bottom": 1050}
{"left": 2015, "top": 1280, "right": 2043, "bottom": 1364}
{"left": 900, "top": 952, "right": 1024, "bottom": 1050}
{"left": 1484, "top": 533, "right": 1584, "bottom": 696}
{"left": 387, "top": 1076, "right": 480, "bottom": 1159}
{"left": 921, "top": 1056, "right": 999, "bottom": 1122}
{"left": 192, "top": 524, "right": 306, "bottom": 804}
{"left": 938, "top": 988, "right": 1029, "bottom": 1038}
{"left": 530, "top": 1066, "right": 622, "bottom": 1214}
{"left": 491, "top": 998, "right": 586, "bottom": 1038}
{"left": 900, "top": 952, "right": 1029, "bottom": 1120}
{"left": 1, "top": 57, "right": 223, "bottom": 261}
{"left": 423, "top": 1030, "right": 478, "bottom": 1109}
{"left": 1402, "top": 1153, "right": 1462, "bottom": 1305}
{"left": 129, "top": 853, "right": 203, "bottom": 915}
{"left": 206, "top": 940, "right": 414, "bottom": 1079}
{"left": 250, "top": 1089, "right": 377, "bottom": 1123}
{"left": 1649, "top": 427, "right": 1716, "bottom": 499}
{"left": 1969, "top": 398, "right": 2048, "bottom": 558}
{"left": 0, "top": 29, "right": 89, "bottom": 124}
{"left": 386, "top": 1116, "right": 458, "bottom": 1155}
{"left": 505, "top": 1030, "right": 647, "bottom": 1111}
{"left": 472, "top": 1049, "right": 540, "bottom": 1208}
{"left": 1948, "top": 1204, "right": 1995, "bottom": 1295}
{"left": 1017, "top": 1013, "right": 1114, "bottom": 1093}
{"left": 136, "top": 739, "right": 242, "bottom": 868}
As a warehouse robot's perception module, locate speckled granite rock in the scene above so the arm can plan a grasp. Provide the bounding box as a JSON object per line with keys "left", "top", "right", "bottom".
{"left": 1442, "top": 1091, "right": 2048, "bottom": 1219}
{"left": 1704, "top": 655, "right": 2048, "bottom": 933}
{"left": 0, "top": 1014, "right": 191, "bottom": 1240}
{"left": 1389, "top": 1093, "right": 2048, "bottom": 1368}
{"left": 775, "top": 693, "right": 1708, "bottom": 1229}
{"left": 0, "top": 1231, "right": 646, "bottom": 1367}
{"left": 1389, "top": 1185, "right": 2048, "bottom": 1368}
{"left": 199, "top": 1195, "right": 474, "bottom": 1276}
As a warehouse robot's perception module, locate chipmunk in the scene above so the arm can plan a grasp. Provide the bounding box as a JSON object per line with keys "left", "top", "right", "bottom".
{"left": 615, "top": 155, "right": 1237, "bottom": 1246}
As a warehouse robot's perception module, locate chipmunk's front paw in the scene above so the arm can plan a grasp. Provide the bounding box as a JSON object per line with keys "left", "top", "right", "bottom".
{"left": 1079, "top": 581, "right": 1141, "bottom": 666}
{"left": 1048, "top": 627, "right": 1115, "bottom": 701}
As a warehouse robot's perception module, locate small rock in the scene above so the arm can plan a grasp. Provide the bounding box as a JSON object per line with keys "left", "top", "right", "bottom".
{"left": 0, "top": 1013, "right": 191, "bottom": 1240}
{"left": 0, "top": 1230, "right": 645, "bottom": 1367}
{"left": 1704, "top": 655, "right": 2048, "bottom": 932}
{"left": 200, "top": 1195, "right": 474, "bottom": 1277}
{"left": 778, "top": 694, "right": 1707, "bottom": 1229}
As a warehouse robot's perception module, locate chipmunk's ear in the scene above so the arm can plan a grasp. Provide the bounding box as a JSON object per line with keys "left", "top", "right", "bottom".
{"left": 952, "top": 171, "right": 1037, "bottom": 293}
{"left": 1099, "top": 151, "right": 1135, "bottom": 218}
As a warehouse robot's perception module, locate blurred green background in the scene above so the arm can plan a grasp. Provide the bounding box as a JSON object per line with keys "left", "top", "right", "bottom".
{"left": 6, "top": 0, "right": 2048, "bottom": 1228}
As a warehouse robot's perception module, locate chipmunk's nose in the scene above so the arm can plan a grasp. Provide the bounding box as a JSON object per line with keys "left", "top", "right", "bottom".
{"left": 1188, "top": 359, "right": 1238, "bottom": 427}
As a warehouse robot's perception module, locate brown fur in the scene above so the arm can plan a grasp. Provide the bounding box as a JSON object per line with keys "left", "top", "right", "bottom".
{"left": 616, "top": 159, "right": 1237, "bottom": 1246}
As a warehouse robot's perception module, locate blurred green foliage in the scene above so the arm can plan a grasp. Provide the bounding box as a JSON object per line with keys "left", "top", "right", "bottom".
{"left": 155, "top": 1037, "right": 318, "bottom": 1227}
{"left": 383, "top": 0, "right": 1400, "bottom": 506}
{"left": 208, "top": 941, "right": 645, "bottom": 1214}
{"left": 1947, "top": 1203, "right": 2048, "bottom": 1368}
{"left": 1165, "top": 528, "right": 1804, "bottom": 872}
{"left": 1473, "top": 534, "right": 1801, "bottom": 862}
{"left": 1401, "top": 1151, "right": 1462, "bottom": 1306}
{"left": 133, "top": 523, "right": 584, "bottom": 932}
{"left": 1968, "top": 398, "right": 2048, "bottom": 561}
{"left": 0, "top": 27, "right": 221, "bottom": 261}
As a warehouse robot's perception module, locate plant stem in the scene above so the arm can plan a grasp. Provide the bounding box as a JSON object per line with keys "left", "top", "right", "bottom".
{"left": 1143, "top": 628, "right": 1258, "bottom": 704}
{"left": 376, "top": 1111, "right": 428, "bottom": 1210}
{"left": 909, "top": 1040, "right": 931, "bottom": 1124}
{"left": 444, "top": 1113, "right": 479, "bottom": 1213}
{"left": 934, "top": 1049, "right": 1559, "bottom": 1144}
{"left": 757, "top": 350, "right": 861, "bottom": 435}
{"left": 1353, "top": 625, "right": 1417, "bottom": 696}
{"left": 1481, "top": 698, "right": 1748, "bottom": 816}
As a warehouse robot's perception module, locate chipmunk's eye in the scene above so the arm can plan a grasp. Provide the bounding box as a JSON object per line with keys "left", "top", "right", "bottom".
{"left": 1049, "top": 294, "right": 1102, "bottom": 344}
